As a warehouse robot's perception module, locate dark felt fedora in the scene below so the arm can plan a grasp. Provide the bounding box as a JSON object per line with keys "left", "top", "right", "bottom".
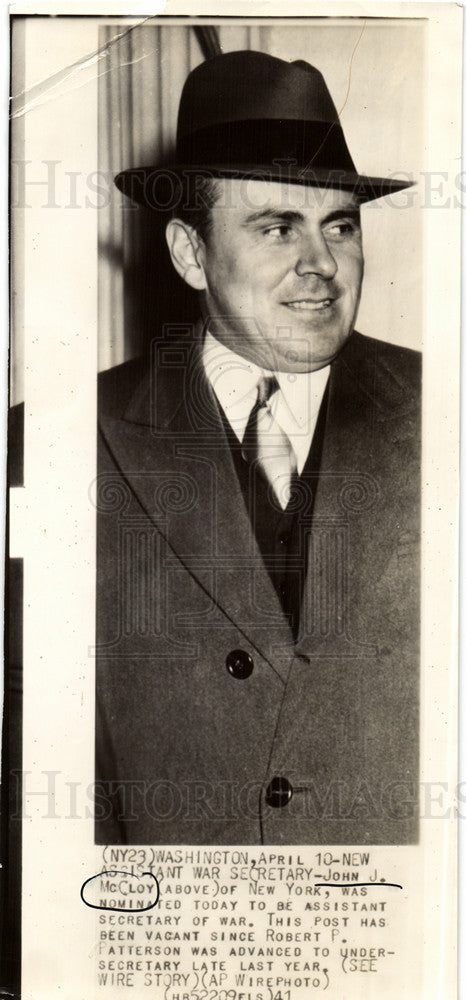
{"left": 115, "top": 50, "right": 412, "bottom": 207}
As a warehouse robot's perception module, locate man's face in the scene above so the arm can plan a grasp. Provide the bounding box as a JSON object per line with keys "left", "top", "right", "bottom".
{"left": 197, "top": 179, "right": 364, "bottom": 372}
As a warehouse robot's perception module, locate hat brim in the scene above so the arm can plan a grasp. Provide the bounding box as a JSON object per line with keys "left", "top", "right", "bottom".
{"left": 115, "top": 163, "right": 414, "bottom": 209}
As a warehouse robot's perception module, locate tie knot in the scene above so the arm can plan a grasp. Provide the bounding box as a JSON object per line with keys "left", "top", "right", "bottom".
{"left": 256, "top": 374, "right": 279, "bottom": 408}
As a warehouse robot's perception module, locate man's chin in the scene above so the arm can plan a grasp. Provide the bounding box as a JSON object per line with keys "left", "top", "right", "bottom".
{"left": 271, "top": 330, "right": 352, "bottom": 372}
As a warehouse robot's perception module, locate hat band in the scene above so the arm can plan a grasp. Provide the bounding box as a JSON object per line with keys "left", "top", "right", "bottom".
{"left": 177, "top": 118, "right": 356, "bottom": 175}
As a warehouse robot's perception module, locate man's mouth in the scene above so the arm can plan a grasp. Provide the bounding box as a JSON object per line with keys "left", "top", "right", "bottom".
{"left": 283, "top": 298, "right": 334, "bottom": 312}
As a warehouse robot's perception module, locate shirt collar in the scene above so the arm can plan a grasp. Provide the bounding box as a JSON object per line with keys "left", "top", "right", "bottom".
{"left": 202, "top": 330, "right": 330, "bottom": 444}
{"left": 203, "top": 331, "right": 262, "bottom": 438}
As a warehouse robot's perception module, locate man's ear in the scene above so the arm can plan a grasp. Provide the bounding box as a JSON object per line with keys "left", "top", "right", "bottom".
{"left": 165, "top": 219, "right": 207, "bottom": 291}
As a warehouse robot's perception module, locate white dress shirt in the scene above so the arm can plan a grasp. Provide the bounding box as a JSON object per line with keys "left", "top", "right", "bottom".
{"left": 202, "top": 331, "right": 330, "bottom": 475}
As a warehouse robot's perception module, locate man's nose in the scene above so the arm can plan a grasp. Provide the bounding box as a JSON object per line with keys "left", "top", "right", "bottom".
{"left": 294, "top": 232, "right": 337, "bottom": 280}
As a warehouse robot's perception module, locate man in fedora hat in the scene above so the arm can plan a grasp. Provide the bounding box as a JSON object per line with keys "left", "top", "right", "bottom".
{"left": 96, "top": 51, "right": 420, "bottom": 845}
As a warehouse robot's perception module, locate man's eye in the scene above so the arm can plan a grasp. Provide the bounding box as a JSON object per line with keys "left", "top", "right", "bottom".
{"left": 325, "top": 220, "right": 359, "bottom": 238}
{"left": 263, "top": 225, "right": 293, "bottom": 240}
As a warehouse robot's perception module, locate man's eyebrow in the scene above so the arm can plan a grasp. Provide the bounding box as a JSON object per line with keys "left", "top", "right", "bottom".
{"left": 321, "top": 207, "right": 361, "bottom": 225}
{"left": 241, "top": 206, "right": 361, "bottom": 227}
{"left": 242, "top": 209, "right": 305, "bottom": 226}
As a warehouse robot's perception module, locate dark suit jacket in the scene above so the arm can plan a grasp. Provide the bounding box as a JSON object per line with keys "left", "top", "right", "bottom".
{"left": 95, "top": 329, "right": 421, "bottom": 845}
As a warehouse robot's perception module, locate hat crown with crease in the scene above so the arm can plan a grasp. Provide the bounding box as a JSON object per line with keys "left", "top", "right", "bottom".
{"left": 115, "top": 49, "right": 412, "bottom": 205}
{"left": 178, "top": 51, "right": 339, "bottom": 132}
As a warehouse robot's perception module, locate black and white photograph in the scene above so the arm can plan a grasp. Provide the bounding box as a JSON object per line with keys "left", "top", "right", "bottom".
{"left": 93, "top": 21, "right": 422, "bottom": 846}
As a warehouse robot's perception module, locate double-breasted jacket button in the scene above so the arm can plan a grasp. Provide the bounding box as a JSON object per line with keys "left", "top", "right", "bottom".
{"left": 226, "top": 649, "right": 254, "bottom": 679}
{"left": 265, "top": 776, "right": 293, "bottom": 808}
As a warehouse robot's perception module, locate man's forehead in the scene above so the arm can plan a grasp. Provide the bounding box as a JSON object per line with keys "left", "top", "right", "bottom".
{"left": 212, "top": 177, "right": 360, "bottom": 215}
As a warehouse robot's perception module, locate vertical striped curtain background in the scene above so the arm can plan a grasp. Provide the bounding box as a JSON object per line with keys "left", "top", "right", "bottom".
{"left": 98, "top": 23, "right": 267, "bottom": 373}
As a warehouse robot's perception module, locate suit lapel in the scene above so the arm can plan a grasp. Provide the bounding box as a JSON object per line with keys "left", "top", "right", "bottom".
{"left": 99, "top": 336, "right": 294, "bottom": 678}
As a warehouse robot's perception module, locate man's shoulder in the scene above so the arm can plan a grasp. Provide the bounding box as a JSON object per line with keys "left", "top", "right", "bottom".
{"left": 347, "top": 331, "right": 421, "bottom": 406}
{"left": 98, "top": 356, "right": 148, "bottom": 420}
{"left": 351, "top": 331, "right": 421, "bottom": 370}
